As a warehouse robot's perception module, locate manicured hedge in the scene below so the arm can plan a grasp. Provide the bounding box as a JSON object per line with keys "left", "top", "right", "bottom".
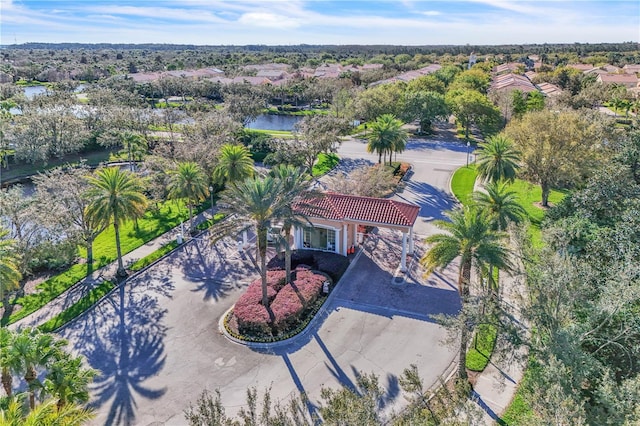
{"left": 233, "top": 267, "right": 330, "bottom": 336}
{"left": 271, "top": 268, "right": 325, "bottom": 331}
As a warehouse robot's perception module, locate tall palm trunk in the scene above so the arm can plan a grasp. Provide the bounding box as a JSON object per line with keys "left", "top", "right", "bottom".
{"left": 114, "top": 217, "right": 126, "bottom": 277}
{"left": 458, "top": 259, "right": 472, "bottom": 381}
{"left": 2, "top": 367, "right": 12, "bottom": 397}
{"left": 86, "top": 239, "right": 94, "bottom": 266}
{"left": 284, "top": 224, "right": 293, "bottom": 284}
{"left": 128, "top": 143, "right": 134, "bottom": 172}
{"left": 25, "top": 365, "right": 36, "bottom": 410}
{"left": 188, "top": 203, "right": 194, "bottom": 233}
{"left": 257, "top": 227, "right": 269, "bottom": 308}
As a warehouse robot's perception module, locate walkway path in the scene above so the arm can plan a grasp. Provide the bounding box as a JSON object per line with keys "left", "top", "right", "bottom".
{"left": 10, "top": 209, "right": 218, "bottom": 331}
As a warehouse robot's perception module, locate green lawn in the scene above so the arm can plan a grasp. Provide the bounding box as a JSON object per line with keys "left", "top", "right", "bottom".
{"left": 4, "top": 198, "right": 194, "bottom": 326}
{"left": 79, "top": 199, "right": 190, "bottom": 262}
{"left": 466, "top": 323, "right": 498, "bottom": 371}
{"left": 247, "top": 128, "right": 295, "bottom": 139}
{"left": 37, "top": 280, "right": 116, "bottom": 333}
{"left": 312, "top": 153, "right": 340, "bottom": 177}
{"left": 451, "top": 166, "right": 478, "bottom": 205}
{"left": 450, "top": 167, "right": 567, "bottom": 248}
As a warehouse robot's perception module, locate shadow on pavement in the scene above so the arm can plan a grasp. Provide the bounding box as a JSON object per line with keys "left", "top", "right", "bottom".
{"left": 60, "top": 269, "right": 173, "bottom": 426}
{"left": 398, "top": 181, "right": 457, "bottom": 222}
{"left": 180, "top": 237, "right": 257, "bottom": 302}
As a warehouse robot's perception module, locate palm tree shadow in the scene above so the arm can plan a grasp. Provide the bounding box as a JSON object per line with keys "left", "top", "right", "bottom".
{"left": 59, "top": 275, "right": 171, "bottom": 426}
{"left": 398, "top": 181, "right": 457, "bottom": 222}
{"left": 179, "top": 237, "right": 257, "bottom": 301}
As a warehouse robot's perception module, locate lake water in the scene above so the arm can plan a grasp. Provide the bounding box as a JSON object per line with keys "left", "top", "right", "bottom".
{"left": 247, "top": 114, "right": 302, "bottom": 131}
{"left": 23, "top": 85, "right": 48, "bottom": 99}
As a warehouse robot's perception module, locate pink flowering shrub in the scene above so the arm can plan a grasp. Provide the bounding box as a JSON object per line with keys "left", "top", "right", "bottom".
{"left": 234, "top": 270, "right": 286, "bottom": 335}
{"left": 234, "top": 266, "right": 330, "bottom": 336}
{"left": 271, "top": 268, "right": 327, "bottom": 332}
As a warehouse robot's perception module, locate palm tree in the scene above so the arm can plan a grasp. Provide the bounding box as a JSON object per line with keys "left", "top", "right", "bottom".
{"left": 213, "top": 144, "right": 254, "bottom": 185}
{"left": 473, "top": 181, "right": 527, "bottom": 232}
{"left": 420, "top": 207, "right": 512, "bottom": 381}
{"left": 86, "top": 167, "right": 147, "bottom": 278}
{"left": 215, "top": 176, "right": 286, "bottom": 308}
{"left": 119, "top": 132, "right": 147, "bottom": 172}
{"left": 269, "top": 165, "right": 314, "bottom": 284}
{"left": 11, "top": 329, "right": 67, "bottom": 410}
{"left": 0, "top": 228, "right": 21, "bottom": 315}
{"left": 0, "top": 396, "right": 94, "bottom": 425}
{"left": 476, "top": 135, "right": 521, "bottom": 184}
{"left": 43, "top": 355, "right": 96, "bottom": 411}
{"left": 168, "top": 162, "right": 209, "bottom": 234}
{"left": 0, "top": 327, "right": 18, "bottom": 398}
{"left": 367, "top": 114, "right": 408, "bottom": 165}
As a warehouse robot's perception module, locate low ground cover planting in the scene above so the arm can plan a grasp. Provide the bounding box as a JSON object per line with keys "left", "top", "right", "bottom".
{"left": 225, "top": 250, "right": 349, "bottom": 342}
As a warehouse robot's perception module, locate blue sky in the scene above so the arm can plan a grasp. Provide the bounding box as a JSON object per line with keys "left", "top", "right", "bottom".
{"left": 1, "top": 0, "right": 638, "bottom": 45}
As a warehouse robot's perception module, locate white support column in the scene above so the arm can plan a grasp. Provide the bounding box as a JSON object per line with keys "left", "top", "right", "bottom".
{"left": 400, "top": 232, "right": 408, "bottom": 272}
{"left": 342, "top": 224, "right": 348, "bottom": 255}
{"left": 408, "top": 228, "right": 414, "bottom": 255}
{"left": 242, "top": 230, "right": 248, "bottom": 245}
{"left": 292, "top": 226, "right": 298, "bottom": 250}
{"left": 352, "top": 223, "right": 358, "bottom": 246}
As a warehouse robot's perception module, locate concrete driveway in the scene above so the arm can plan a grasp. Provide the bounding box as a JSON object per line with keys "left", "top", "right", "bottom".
{"left": 59, "top": 124, "right": 469, "bottom": 425}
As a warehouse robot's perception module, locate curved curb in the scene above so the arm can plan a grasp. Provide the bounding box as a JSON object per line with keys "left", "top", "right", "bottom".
{"left": 218, "top": 247, "right": 367, "bottom": 350}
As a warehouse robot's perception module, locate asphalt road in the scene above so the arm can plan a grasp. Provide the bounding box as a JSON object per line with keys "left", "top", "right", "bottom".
{"left": 59, "top": 124, "right": 469, "bottom": 426}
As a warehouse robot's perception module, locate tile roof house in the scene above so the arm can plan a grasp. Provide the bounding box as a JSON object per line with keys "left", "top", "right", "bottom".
{"left": 622, "top": 64, "right": 640, "bottom": 74}
{"left": 567, "top": 63, "right": 594, "bottom": 72}
{"left": 292, "top": 192, "right": 420, "bottom": 270}
{"left": 596, "top": 73, "right": 639, "bottom": 88}
{"left": 536, "top": 82, "right": 563, "bottom": 96}
{"left": 370, "top": 64, "right": 441, "bottom": 86}
{"left": 490, "top": 73, "right": 537, "bottom": 92}
{"left": 493, "top": 63, "right": 523, "bottom": 75}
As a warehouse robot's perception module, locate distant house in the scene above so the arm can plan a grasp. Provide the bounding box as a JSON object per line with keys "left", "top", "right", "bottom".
{"left": 493, "top": 63, "right": 523, "bottom": 75}
{"left": 536, "top": 82, "right": 563, "bottom": 97}
{"left": 489, "top": 73, "right": 537, "bottom": 92}
{"left": 596, "top": 73, "right": 639, "bottom": 88}
{"left": 256, "top": 69, "right": 289, "bottom": 80}
{"left": 370, "top": 64, "right": 441, "bottom": 86}
{"left": 622, "top": 64, "right": 640, "bottom": 74}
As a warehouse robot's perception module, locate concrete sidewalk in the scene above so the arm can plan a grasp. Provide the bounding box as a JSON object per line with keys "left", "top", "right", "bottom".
{"left": 472, "top": 271, "right": 528, "bottom": 424}
{"left": 10, "top": 209, "right": 218, "bottom": 331}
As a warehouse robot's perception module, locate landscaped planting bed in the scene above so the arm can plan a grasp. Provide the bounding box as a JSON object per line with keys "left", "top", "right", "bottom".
{"left": 225, "top": 250, "right": 350, "bottom": 342}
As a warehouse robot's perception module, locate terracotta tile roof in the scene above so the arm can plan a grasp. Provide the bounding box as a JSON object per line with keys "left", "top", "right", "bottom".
{"left": 622, "top": 64, "right": 640, "bottom": 74}
{"left": 295, "top": 192, "right": 420, "bottom": 228}
{"left": 567, "top": 63, "right": 594, "bottom": 71}
{"left": 490, "top": 73, "right": 536, "bottom": 92}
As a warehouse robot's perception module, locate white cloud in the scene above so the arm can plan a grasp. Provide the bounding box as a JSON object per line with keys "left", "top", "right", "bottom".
{"left": 237, "top": 12, "right": 302, "bottom": 28}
